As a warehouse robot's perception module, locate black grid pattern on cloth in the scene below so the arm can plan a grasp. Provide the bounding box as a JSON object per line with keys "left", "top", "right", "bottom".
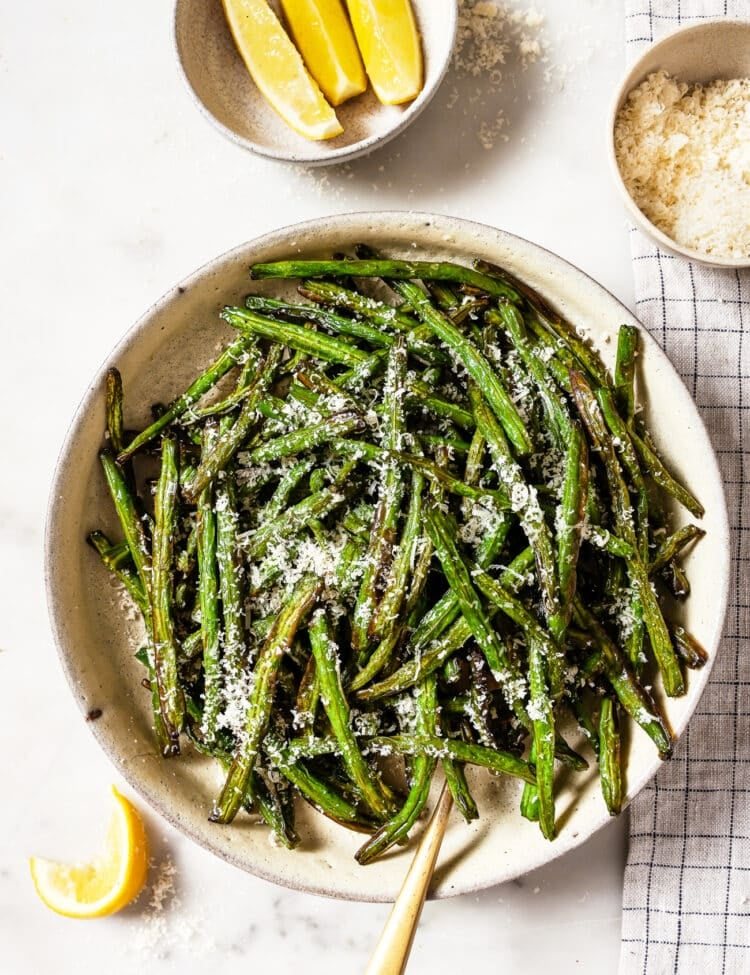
{"left": 620, "top": 2, "right": 750, "bottom": 972}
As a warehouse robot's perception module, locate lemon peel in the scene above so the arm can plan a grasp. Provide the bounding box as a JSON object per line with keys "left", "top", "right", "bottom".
{"left": 29, "top": 785, "right": 148, "bottom": 919}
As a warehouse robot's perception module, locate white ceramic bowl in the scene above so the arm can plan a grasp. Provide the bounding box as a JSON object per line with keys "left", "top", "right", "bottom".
{"left": 607, "top": 19, "right": 750, "bottom": 268}
{"left": 46, "top": 212, "right": 730, "bottom": 902}
{"left": 174, "top": 0, "right": 457, "bottom": 165}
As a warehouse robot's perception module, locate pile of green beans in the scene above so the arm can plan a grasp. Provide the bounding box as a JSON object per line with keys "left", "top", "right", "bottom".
{"left": 90, "top": 248, "right": 706, "bottom": 859}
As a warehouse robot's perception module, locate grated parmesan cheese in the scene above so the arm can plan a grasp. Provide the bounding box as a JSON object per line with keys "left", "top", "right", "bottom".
{"left": 614, "top": 70, "right": 750, "bottom": 260}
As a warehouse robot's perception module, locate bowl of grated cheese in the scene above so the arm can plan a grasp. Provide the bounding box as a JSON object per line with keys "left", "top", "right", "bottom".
{"left": 608, "top": 19, "right": 750, "bottom": 268}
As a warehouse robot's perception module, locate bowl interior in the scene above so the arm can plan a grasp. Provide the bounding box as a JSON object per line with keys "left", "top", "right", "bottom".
{"left": 608, "top": 19, "right": 750, "bottom": 268}
{"left": 620, "top": 19, "right": 750, "bottom": 88}
{"left": 174, "top": 0, "right": 457, "bottom": 164}
{"left": 46, "top": 212, "right": 730, "bottom": 902}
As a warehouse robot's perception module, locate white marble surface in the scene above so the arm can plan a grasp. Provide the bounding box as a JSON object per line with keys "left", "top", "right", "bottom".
{"left": 0, "top": 1, "right": 635, "bottom": 971}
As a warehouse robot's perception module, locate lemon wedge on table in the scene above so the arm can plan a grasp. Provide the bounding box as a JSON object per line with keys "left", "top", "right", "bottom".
{"left": 346, "top": 0, "right": 423, "bottom": 106}
{"left": 280, "top": 0, "right": 367, "bottom": 107}
{"left": 29, "top": 786, "right": 148, "bottom": 919}
{"left": 222, "top": 0, "right": 343, "bottom": 141}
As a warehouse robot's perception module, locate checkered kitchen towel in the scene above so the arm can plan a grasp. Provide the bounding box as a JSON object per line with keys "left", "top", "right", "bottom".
{"left": 619, "top": 2, "right": 750, "bottom": 972}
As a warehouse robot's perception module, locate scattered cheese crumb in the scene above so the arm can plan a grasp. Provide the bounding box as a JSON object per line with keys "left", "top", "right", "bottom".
{"left": 450, "top": 0, "right": 547, "bottom": 148}
{"left": 454, "top": 1, "right": 546, "bottom": 78}
{"left": 135, "top": 854, "right": 180, "bottom": 954}
{"left": 134, "top": 854, "right": 215, "bottom": 961}
{"left": 614, "top": 70, "right": 750, "bottom": 259}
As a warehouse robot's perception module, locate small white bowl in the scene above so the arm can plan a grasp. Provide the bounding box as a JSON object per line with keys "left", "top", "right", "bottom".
{"left": 607, "top": 19, "right": 750, "bottom": 269}
{"left": 174, "top": 0, "right": 457, "bottom": 165}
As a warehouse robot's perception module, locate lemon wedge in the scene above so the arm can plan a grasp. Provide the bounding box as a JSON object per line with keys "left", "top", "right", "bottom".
{"left": 222, "top": 0, "right": 343, "bottom": 141}
{"left": 280, "top": 0, "right": 367, "bottom": 106}
{"left": 29, "top": 785, "right": 148, "bottom": 919}
{"left": 345, "top": 0, "right": 423, "bottom": 105}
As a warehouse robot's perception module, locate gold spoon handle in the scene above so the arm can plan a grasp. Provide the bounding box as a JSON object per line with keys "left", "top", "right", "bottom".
{"left": 365, "top": 782, "right": 453, "bottom": 975}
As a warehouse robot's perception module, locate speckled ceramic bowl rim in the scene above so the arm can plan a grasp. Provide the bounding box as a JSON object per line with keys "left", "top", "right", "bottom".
{"left": 45, "top": 212, "right": 731, "bottom": 901}
{"left": 607, "top": 18, "right": 750, "bottom": 269}
{"left": 172, "top": 0, "right": 458, "bottom": 166}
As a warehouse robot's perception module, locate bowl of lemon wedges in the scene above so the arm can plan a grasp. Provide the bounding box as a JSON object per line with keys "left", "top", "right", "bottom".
{"left": 174, "top": 0, "right": 457, "bottom": 164}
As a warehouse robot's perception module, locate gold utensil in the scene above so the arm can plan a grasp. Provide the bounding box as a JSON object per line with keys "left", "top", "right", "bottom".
{"left": 365, "top": 782, "right": 453, "bottom": 975}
